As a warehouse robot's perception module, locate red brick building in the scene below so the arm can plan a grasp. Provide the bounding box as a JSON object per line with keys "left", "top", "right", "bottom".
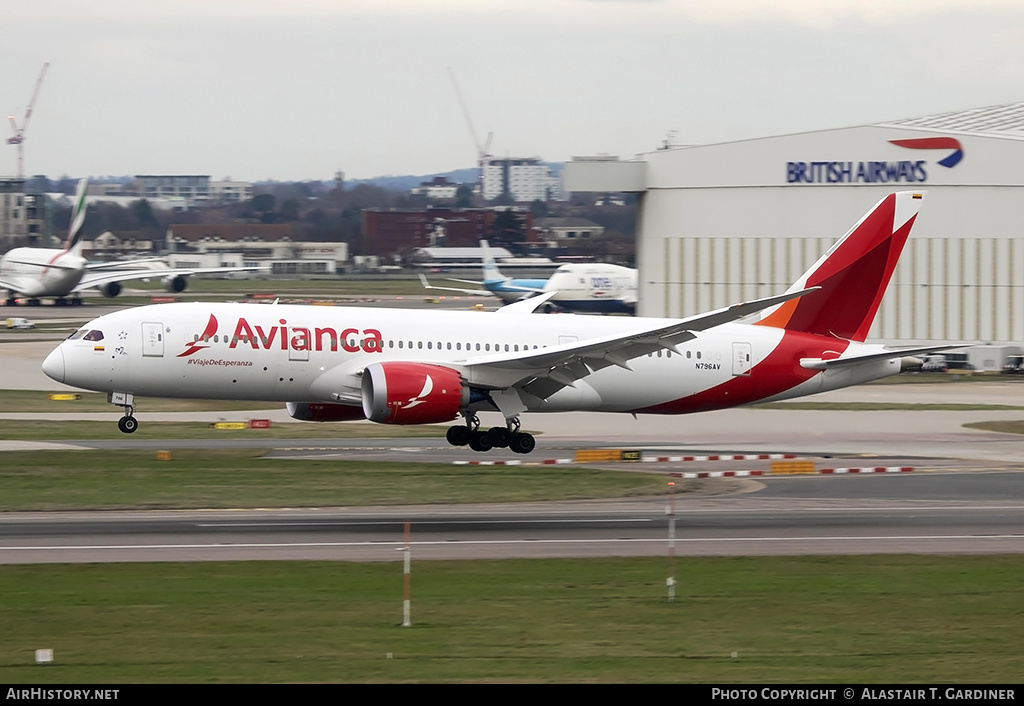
{"left": 363, "top": 208, "right": 535, "bottom": 258}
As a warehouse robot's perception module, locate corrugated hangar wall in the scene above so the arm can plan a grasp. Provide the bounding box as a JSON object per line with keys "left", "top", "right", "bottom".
{"left": 565, "top": 111, "right": 1024, "bottom": 345}
{"left": 637, "top": 185, "right": 1024, "bottom": 343}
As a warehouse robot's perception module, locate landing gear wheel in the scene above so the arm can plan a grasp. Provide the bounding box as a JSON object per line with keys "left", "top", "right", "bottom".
{"left": 117, "top": 415, "right": 138, "bottom": 434}
{"left": 446, "top": 425, "right": 470, "bottom": 446}
{"left": 486, "top": 426, "right": 511, "bottom": 448}
{"left": 509, "top": 432, "right": 536, "bottom": 454}
{"left": 468, "top": 430, "right": 493, "bottom": 452}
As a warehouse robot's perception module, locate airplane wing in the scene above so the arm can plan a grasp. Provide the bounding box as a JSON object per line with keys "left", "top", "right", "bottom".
{"left": 418, "top": 273, "right": 492, "bottom": 297}
{"left": 85, "top": 258, "right": 166, "bottom": 271}
{"left": 455, "top": 287, "right": 818, "bottom": 396}
{"left": 1, "top": 258, "right": 81, "bottom": 271}
{"left": 799, "top": 344, "right": 965, "bottom": 370}
{"left": 74, "top": 265, "right": 267, "bottom": 293}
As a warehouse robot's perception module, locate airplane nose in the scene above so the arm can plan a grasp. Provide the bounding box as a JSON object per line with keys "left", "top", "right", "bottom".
{"left": 42, "top": 346, "right": 65, "bottom": 384}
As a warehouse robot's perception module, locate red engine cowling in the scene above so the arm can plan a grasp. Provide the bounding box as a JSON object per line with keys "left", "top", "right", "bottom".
{"left": 361, "top": 362, "right": 467, "bottom": 424}
{"left": 286, "top": 401, "right": 366, "bottom": 422}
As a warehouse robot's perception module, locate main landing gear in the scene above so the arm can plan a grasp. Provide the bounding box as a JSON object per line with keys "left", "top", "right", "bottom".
{"left": 445, "top": 413, "right": 536, "bottom": 454}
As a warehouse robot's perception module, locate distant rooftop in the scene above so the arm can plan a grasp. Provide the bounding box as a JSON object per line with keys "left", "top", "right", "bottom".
{"left": 880, "top": 101, "right": 1024, "bottom": 139}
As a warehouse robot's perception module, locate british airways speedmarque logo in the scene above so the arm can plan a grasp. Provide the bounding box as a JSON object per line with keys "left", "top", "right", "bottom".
{"left": 889, "top": 137, "right": 964, "bottom": 168}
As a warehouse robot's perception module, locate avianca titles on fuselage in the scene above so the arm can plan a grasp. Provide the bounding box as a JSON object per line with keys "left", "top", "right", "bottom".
{"left": 42, "top": 191, "right": 948, "bottom": 454}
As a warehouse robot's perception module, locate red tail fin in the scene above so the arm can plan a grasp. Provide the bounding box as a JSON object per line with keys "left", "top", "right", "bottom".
{"left": 757, "top": 191, "right": 924, "bottom": 342}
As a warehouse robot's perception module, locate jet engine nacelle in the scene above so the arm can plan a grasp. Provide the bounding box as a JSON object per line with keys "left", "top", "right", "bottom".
{"left": 361, "top": 362, "right": 467, "bottom": 424}
{"left": 163, "top": 275, "right": 188, "bottom": 293}
{"left": 286, "top": 401, "right": 366, "bottom": 422}
{"left": 100, "top": 281, "right": 122, "bottom": 298}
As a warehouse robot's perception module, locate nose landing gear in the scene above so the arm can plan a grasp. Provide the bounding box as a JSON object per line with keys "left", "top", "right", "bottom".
{"left": 108, "top": 392, "right": 138, "bottom": 434}
{"left": 117, "top": 411, "right": 138, "bottom": 434}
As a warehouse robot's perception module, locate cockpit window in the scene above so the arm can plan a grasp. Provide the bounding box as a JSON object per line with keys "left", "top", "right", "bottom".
{"left": 68, "top": 329, "right": 88, "bottom": 340}
{"left": 83, "top": 330, "right": 104, "bottom": 342}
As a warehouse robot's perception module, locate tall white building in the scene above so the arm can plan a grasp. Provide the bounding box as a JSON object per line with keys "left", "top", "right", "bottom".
{"left": 564, "top": 102, "right": 1024, "bottom": 345}
{"left": 481, "top": 157, "right": 561, "bottom": 202}
{"left": 210, "top": 180, "right": 253, "bottom": 203}
{"left": 0, "top": 178, "right": 27, "bottom": 248}
{"left": 133, "top": 175, "right": 211, "bottom": 204}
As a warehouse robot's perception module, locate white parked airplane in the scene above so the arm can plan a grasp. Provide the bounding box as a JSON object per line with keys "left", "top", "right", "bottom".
{"left": 420, "top": 239, "right": 637, "bottom": 314}
{"left": 1, "top": 180, "right": 263, "bottom": 306}
{"left": 43, "top": 191, "right": 950, "bottom": 454}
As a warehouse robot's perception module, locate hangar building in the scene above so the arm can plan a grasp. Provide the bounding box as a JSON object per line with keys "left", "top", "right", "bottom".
{"left": 564, "top": 102, "right": 1024, "bottom": 346}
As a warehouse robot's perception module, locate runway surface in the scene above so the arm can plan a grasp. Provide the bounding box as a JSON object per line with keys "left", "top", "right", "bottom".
{"left": 2, "top": 474, "right": 1023, "bottom": 563}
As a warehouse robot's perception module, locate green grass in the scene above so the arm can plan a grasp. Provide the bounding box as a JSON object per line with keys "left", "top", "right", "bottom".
{"left": 0, "top": 557, "right": 1021, "bottom": 682}
{"left": 0, "top": 389, "right": 279, "bottom": 414}
{"left": 0, "top": 449, "right": 667, "bottom": 510}
{"left": 0, "top": 419, "right": 451, "bottom": 441}
{"left": 964, "top": 420, "right": 1024, "bottom": 435}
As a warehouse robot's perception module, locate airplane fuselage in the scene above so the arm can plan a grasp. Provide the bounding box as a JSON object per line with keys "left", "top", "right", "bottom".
{"left": 485, "top": 277, "right": 549, "bottom": 303}
{"left": 543, "top": 263, "right": 637, "bottom": 314}
{"left": 43, "top": 301, "right": 898, "bottom": 417}
{"left": 1, "top": 247, "right": 86, "bottom": 298}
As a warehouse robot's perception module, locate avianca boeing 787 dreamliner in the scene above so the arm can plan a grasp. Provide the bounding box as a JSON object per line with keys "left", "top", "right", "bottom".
{"left": 43, "top": 191, "right": 948, "bottom": 454}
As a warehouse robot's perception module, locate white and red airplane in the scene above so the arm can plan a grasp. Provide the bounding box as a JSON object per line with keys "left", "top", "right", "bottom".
{"left": 42, "top": 191, "right": 949, "bottom": 454}
{"left": 1, "top": 180, "right": 263, "bottom": 306}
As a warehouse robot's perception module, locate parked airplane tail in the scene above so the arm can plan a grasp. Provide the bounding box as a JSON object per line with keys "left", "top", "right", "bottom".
{"left": 758, "top": 191, "right": 924, "bottom": 342}
{"left": 63, "top": 179, "right": 89, "bottom": 253}
{"left": 479, "top": 239, "right": 505, "bottom": 284}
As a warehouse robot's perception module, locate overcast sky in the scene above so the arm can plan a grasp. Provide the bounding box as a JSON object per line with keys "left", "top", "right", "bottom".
{"left": 3, "top": 0, "right": 1023, "bottom": 182}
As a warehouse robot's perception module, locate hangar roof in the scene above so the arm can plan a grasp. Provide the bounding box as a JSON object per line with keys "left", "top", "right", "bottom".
{"left": 881, "top": 101, "right": 1024, "bottom": 140}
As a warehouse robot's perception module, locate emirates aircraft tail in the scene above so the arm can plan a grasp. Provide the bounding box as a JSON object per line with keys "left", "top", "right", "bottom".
{"left": 62, "top": 179, "right": 89, "bottom": 254}
{"left": 758, "top": 191, "right": 925, "bottom": 342}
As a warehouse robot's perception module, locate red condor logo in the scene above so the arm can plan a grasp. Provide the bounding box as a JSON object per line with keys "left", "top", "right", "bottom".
{"left": 178, "top": 314, "right": 219, "bottom": 357}
{"left": 177, "top": 314, "right": 384, "bottom": 357}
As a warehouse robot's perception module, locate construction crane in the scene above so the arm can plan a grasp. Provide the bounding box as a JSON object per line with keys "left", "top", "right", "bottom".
{"left": 447, "top": 67, "right": 493, "bottom": 183}
{"left": 7, "top": 61, "right": 50, "bottom": 179}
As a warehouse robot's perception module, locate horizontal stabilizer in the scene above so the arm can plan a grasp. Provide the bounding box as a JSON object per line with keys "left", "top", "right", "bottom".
{"left": 800, "top": 344, "right": 964, "bottom": 370}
